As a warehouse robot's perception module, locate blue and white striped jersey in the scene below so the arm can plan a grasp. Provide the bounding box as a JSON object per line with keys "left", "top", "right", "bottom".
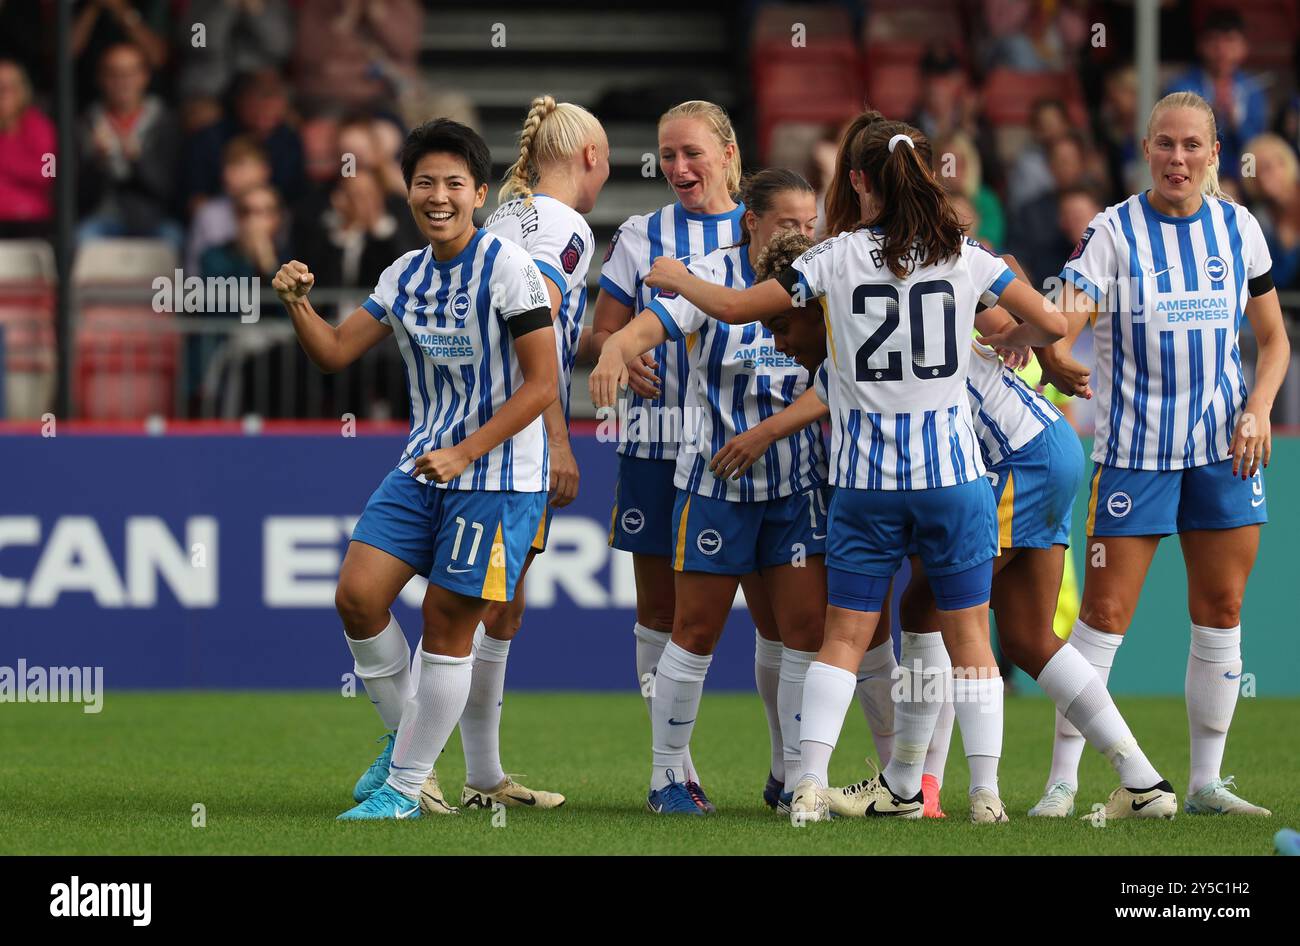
{"left": 362, "top": 229, "right": 552, "bottom": 492}
{"left": 649, "top": 244, "right": 828, "bottom": 502}
{"left": 1060, "top": 192, "right": 1272, "bottom": 470}
{"left": 965, "top": 343, "right": 1063, "bottom": 468}
{"left": 486, "top": 193, "right": 594, "bottom": 423}
{"left": 791, "top": 232, "right": 1014, "bottom": 490}
{"left": 598, "top": 201, "right": 746, "bottom": 460}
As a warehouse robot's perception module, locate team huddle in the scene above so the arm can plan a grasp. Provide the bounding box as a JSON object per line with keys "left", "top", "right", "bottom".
{"left": 271, "top": 87, "right": 1289, "bottom": 826}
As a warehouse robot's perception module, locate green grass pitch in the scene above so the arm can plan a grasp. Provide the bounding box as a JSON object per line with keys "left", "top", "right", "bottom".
{"left": 1, "top": 691, "right": 1293, "bottom": 855}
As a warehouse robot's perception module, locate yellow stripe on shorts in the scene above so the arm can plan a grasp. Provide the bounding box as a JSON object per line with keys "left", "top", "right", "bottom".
{"left": 480, "top": 523, "right": 508, "bottom": 601}
{"left": 997, "top": 468, "right": 1016, "bottom": 549}
{"left": 1085, "top": 465, "right": 1101, "bottom": 535}
{"left": 531, "top": 510, "right": 547, "bottom": 551}
{"left": 673, "top": 495, "right": 692, "bottom": 571}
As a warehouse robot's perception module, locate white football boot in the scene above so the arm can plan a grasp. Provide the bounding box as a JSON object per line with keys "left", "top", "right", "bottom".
{"left": 788, "top": 777, "right": 833, "bottom": 825}
{"left": 1081, "top": 780, "right": 1177, "bottom": 824}
{"left": 461, "top": 775, "right": 566, "bottom": 810}
{"left": 1028, "top": 781, "right": 1077, "bottom": 817}
{"left": 1184, "top": 776, "right": 1270, "bottom": 816}
{"left": 969, "top": 787, "right": 1010, "bottom": 823}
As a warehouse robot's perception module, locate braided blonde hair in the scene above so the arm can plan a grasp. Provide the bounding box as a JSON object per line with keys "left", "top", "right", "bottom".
{"left": 1147, "top": 91, "right": 1229, "bottom": 201}
{"left": 499, "top": 95, "right": 603, "bottom": 205}
{"left": 659, "top": 100, "right": 742, "bottom": 197}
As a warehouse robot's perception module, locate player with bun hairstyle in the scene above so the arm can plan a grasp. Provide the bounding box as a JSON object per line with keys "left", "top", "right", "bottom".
{"left": 274, "top": 118, "right": 559, "bottom": 822}
{"left": 407, "top": 96, "right": 610, "bottom": 815}
{"left": 591, "top": 100, "right": 751, "bottom": 809}
{"left": 591, "top": 169, "right": 826, "bottom": 815}
{"left": 647, "top": 120, "right": 1068, "bottom": 825}
{"left": 1036, "top": 90, "right": 1290, "bottom": 820}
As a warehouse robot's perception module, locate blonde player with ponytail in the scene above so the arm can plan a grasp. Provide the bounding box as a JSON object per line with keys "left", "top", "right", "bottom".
{"left": 412, "top": 96, "right": 610, "bottom": 815}
{"left": 1036, "top": 91, "right": 1290, "bottom": 820}
{"left": 590, "top": 100, "right": 751, "bottom": 812}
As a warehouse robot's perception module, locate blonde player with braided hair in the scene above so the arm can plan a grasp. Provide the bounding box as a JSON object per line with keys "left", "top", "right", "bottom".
{"left": 1036, "top": 90, "right": 1290, "bottom": 820}
{"left": 400, "top": 96, "right": 609, "bottom": 815}
{"left": 591, "top": 99, "right": 749, "bottom": 811}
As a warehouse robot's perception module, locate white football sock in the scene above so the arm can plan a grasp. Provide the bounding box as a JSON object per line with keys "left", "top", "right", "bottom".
{"left": 461, "top": 632, "right": 510, "bottom": 791}
{"left": 636, "top": 623, "right": 703, "bottom": 783}
{"left": 855, "top": 639, "right": 898, "bottom": 767}
{"left": 884, "top": 632, "right": 947, "bottom": 799}
{"left": 386, "top": 648, "right": 473, "bottom": 798}
{"left": 754, "top": 631, "right": 785, "bottom": 780}
{"left": 1037, "top": 644, "right": 1161, "bottom": 788}
{"left": 1046, "top": 619, "right": 1122, "bottom": 789}
{"left": 650, "top": 642, "right": 712, "bottom": 791}
{"left": 779, "top": 647, "right": 816, "bottom": 788}
{"left": 924, "top": 691, "right": 956, "bottom": 784}
{"left": 796, "top": 661, "right": 856, "bottom": 787}
{"left": 344, "top": 613, "right": 411, "bottom": 731}
{"left": 1187, "top": 623, "right": 1242, "bottom": 794}
{"left": 953, "top": 674, "right": 1003, "bottom": 795}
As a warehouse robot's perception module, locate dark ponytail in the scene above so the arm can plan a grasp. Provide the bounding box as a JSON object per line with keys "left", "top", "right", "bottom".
{"left": 735, "top": 167, "right": 814, "bottom": 244}
{"left": 822, "top": 108, "right": 886, "bottom": 238}
{"left": 853, "top": 120, "right": 963, "bottom": 279}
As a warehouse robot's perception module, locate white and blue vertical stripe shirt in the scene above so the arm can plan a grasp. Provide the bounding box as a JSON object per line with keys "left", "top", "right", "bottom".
{"left": 598, "top": 201, "right": 746, "bottom": 460}
{"left": 362, "top": 229, "right": 553, "bottom": 491}
{"left": 965, "top": 342, "right": 1063, "bottom": 468}
{"left": 486, "top": 193, "right": 594, "bottom": 423}
{"left": 1060, "top": 192, "right": 1272, "bottom": 470}
{"left": 790, "top": 232, "right": 1014, "bottom": 490}
{"left": 648, "top": 243, "right": 829, "bottom": 502}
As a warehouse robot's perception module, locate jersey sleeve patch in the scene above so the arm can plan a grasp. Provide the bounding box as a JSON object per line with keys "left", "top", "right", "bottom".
{"left": 603, "top": 229, "right": 621, "bottom": 263}
{"left": 1068, "top": 227, "right": 1095, "bottom": 262}
{"left": 561, "top": 232, "right": 585, "bottom": 274}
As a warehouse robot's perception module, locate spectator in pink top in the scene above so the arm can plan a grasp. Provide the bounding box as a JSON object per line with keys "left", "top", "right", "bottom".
{"left": 0, "top": 59, "right": 56, "bottom": 238}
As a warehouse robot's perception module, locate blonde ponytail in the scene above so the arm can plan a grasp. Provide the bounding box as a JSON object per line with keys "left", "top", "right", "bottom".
{"left": 659, "top": 100, "right": 742, "bottom": 197}
{"left": 499, "top": 95, "right": 604, "bottom": 205}
{"left": 1147, "top": 91, "right": 1230, "bottom": 202}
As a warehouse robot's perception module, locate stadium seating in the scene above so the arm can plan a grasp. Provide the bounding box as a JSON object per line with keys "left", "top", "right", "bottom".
{"left": 0, "top": 240, "right": 57, "bottom": 420}
{"left": 73, "top": 239, "right": 180, "bottom": 420}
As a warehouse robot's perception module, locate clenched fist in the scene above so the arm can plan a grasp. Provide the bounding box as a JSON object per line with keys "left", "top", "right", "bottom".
{"left": 272, "top": 260, "right": 315, "bottom": 304}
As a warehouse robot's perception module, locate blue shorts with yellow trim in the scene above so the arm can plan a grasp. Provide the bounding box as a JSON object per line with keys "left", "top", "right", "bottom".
{"left": 609, "top": 454, "right": 676, "bottom": 557}
{"left": 351, "top": 469, "right": 545, "bottom": 602}
{"left": 670, "top": 486, "right": 831, "bottom": 575}
{"left": 531, "top": 504, "right": 553, "bottom": 552}
{"left": 1085, "top": 459, "right": 1267, "bottom": 537}
{"left": 989, "top": 419, "right": 1085, "bottom": 550}
{"left": 829, "top": 478, "right": 997, "bottom": 578}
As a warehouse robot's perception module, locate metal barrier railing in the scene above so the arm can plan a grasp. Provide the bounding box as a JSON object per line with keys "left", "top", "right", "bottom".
{"left": 1, "top": 285, "right": 1299, "bottom": 424}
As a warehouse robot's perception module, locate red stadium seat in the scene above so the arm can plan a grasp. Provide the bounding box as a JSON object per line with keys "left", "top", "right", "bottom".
{"left": 754, "top": 56, "right": 864, "bottom": 160}
{"left": 981, "top": 69, "right": 1088, "bottom": 127}
{"left": 0, "top": 240, "right": 57, "bottom": 419}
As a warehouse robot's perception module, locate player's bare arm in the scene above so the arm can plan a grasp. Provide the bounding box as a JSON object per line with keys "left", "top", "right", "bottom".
{"left": 274, "top": 260, "right": 392, "bottom": 373}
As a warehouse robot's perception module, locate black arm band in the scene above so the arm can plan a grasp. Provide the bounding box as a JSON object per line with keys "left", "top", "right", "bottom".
{"left": 975, "top": 301, "right": 989, "bottom": 313}
{"left": 1248, "top": 271, "right": 1274, "bottom": 297}
{"left": 507, "top": 306, "right": 553, "bottom": 339}
{"left": 775, "top": 266, "right": 802, "bottom": 297}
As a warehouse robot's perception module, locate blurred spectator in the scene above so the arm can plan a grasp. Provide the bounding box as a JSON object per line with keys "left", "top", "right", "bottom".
{"left": 199, "top": 181, "right": 284, "bottom": 283}
{"left": 1007, "top": 132, "right": 1101, "bottom": 286}
{"left": 979, "top": 0, "right": 1091, "bottom": 72}
{"left": 1096, "top": 66, "right": 1142, "bottom": 201}
{"left": 0, "top": 59, "right": 56, "bottom": 238}
{"left": 182, "top": 67, "right": 305, "bottom": 214}
{"left": 293, "top": 0, "right": 423, "bottom": 111}
{"left": 180, "top": 94, "right": 223, "bottom": 135}
{"left": 186, "top": 135, "right": 272, "bottom": 273}
{"left": 292, "top": 171, "right": 404, "bottom": 298}
{"left": 1164, "top": 8, "right": 1267, "bottom": 184}
{"left": 292, "top": 111, "right": 420, "bottom": 256}
{"left": 1241, "top": 133, "right": 1300, "bottom": 290}
{"left": 72, "top": 0, "right": 170, "bottom": 105}
{"left": 910, "top": 45, "right": 1004, "bottom": 196}
{"left": 1058, "top": 186, "right": 1102, "bottom": 248}
{"left": 76, "top": 43, "right": 182, "bottom": 250}
{"left": 1007, "top": 98, "right": 1068, "bottom": 216}
{"left": 0, "top": 1, "right": 50, "bottom": 95}
{"left": 935, "top": 132, "right": 1005, "bottom": 249}
{"left": 179, "top": 0, "right": 294, "bottom": 100}
{"left": 950, "top": 193, "right": 986, "bottom": 249}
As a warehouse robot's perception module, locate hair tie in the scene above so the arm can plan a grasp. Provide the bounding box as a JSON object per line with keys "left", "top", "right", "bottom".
{"left": 888, "top": 134, "right": 915, "bottom": 154}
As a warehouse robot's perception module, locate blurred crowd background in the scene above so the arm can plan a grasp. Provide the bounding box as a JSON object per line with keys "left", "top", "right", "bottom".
{"left": 2, "top": 0, "right": 1299, "bottom": 423}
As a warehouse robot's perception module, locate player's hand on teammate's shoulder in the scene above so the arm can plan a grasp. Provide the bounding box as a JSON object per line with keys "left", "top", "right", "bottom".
{"left": 415, "top": 446, "right": 471, "bottom": 484}
{"left": 709, "top": 427, "right": 773, "bottom": 481}
{"left": 645, "top": 256, "right": 689, "bottom": 292}
{"left": 272, "top": 260, "right": 315, "bottom": 304}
